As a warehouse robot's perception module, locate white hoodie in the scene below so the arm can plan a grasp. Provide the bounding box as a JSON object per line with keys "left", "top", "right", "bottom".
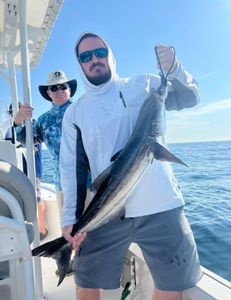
{"left": 60, "top": 33, "right": 200, "bottom": 227}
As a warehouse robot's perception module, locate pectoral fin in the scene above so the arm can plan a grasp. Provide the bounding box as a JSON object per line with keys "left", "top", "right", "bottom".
{"left": 152, "top": 142, "right": 188, "bottom": 167}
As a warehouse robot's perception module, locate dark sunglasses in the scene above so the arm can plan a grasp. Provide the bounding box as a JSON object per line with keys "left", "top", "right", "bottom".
{"left": 48, "top": 83, "right": 69, "bottom": 92}
{"left": 79, "top": 48, "right": 108, "bottom": 63}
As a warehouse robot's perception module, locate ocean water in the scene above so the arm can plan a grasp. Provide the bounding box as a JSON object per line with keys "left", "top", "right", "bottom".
{"left": 42, "top": 140, "right": 231, "bottom": 282}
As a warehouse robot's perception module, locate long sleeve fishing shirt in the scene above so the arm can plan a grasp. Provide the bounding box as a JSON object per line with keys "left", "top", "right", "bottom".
{"left": 16, "top": 100, "right": 72, "bottom": 190}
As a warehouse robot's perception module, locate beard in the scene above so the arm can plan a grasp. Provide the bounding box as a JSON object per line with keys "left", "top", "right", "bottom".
{"left": 86, "top": 63, "right": 111, "bottom": 86}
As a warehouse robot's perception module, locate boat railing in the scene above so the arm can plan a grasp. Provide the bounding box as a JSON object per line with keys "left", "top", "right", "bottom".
{"left": 0, "top": 160, "right": 37, "bottom": 299}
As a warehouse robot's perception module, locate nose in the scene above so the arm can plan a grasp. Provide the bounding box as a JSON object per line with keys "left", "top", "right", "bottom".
{"left": 91, "top": 54, "right": 99, "bottom": 62}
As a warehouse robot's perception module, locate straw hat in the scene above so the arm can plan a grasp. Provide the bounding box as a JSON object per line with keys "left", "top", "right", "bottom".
{"left": 38, "top": 70, "right": 77, "bottom": 101}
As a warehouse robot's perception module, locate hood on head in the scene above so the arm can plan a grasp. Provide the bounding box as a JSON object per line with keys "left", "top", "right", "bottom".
{"left": 74, "top": 32, "right": 118, "bottom": 94}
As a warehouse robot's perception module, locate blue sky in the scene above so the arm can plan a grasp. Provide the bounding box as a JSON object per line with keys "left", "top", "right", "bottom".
{"left": 0, "top": 0, "right": 231, "bottom": 143}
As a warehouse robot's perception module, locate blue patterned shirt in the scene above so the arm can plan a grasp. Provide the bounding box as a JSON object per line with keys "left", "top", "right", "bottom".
{"left": 16, "top": 100, "right": 72, "bottom": 190}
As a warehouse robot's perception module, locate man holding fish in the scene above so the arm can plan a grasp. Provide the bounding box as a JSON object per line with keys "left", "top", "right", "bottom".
{"left": 34, "top": 32, "right": 202, "bottom": 299}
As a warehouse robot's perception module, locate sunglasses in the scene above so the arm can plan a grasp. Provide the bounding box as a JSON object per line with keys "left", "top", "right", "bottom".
{"left": 79, "top": 48, "right": 108, "bottom": 63}
{"left": 48, "top": 83, "right": 69, "bottom": 92}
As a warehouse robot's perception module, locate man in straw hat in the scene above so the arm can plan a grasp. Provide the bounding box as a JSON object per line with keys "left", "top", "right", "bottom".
{"left": 14, "top": 70, "right": 77, "bottom": 274}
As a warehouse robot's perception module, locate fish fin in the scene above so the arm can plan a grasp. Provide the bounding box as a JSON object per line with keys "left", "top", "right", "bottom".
{"left": 90, "top": 149, "right": 124, "bottom": 192}
{"left": 111, "top": 150, "right": 122, "bottom": 161}
{"left": 115, "top": 207, "right": 126, "bottom": 220}
{"left": 152, "top": 142, "right": 188, "bottom": 167}
{"left": 32, "top": 236, "right": 66, "bottom": 257}
{"left": 90, "top": 165, "right": 112, "bottom": 192}
{"left": 52, "top": 244, "right": 72, "bottom": 286}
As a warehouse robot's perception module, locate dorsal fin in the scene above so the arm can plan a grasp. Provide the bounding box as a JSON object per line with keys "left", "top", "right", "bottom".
{"left": 111, "top": 149, "right": 123, "bottom": 162}
{"left": 90, "top": 148, "right": 124, "bottom": 193}
{"left": 90, "top": 164, "right": 112, "bottom": 192}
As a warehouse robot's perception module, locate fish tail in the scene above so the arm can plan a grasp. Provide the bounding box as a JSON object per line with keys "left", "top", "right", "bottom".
{"left": 153, "top": 142, "right": 188, "bottom": 167}
{"left": 32, "top": 237, "right": 73, "bottom": 286}
{"left": 32, "top": 236, "right": 67, "bottom": 257}
{"left": 53, "top": 244, "right": 73, "bottom": 286}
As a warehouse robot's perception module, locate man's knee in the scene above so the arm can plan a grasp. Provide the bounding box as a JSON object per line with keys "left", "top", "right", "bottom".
{"left": 153, "top": 288, "right": 182, "bottom": 300}
{"left": 76, "top": 287, "right": 102, "bottom": 300}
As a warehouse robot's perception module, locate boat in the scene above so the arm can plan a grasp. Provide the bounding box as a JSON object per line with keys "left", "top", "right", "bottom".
{"left": 0, "top": 1, "right": 230, "bottom": 299}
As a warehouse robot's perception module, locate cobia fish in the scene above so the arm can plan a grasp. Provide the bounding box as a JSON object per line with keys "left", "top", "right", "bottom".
{"left": 32, "top": 81, "right": 187, "bottom": 286}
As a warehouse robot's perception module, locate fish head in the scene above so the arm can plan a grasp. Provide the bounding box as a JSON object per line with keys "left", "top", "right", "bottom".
{"left": 140, "top": 92, "right": 165, "bottom": 138}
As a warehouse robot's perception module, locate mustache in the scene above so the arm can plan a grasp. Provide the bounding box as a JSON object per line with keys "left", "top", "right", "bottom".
{"left": 90, "top": 62, "right": 105, "bottom": 71}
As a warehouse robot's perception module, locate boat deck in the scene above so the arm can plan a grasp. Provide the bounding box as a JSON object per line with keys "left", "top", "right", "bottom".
{"left": 41, "top": 257, "right": 123, "bottom": 300}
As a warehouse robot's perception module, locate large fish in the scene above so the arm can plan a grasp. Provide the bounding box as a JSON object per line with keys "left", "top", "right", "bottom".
{"left": 32, "top": 80, "right": 187, "bottom": 286}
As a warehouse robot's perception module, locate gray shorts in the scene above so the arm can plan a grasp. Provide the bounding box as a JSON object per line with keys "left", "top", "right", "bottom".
{"left": 74, "top": 207, "right": 202, "bottom": 291}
